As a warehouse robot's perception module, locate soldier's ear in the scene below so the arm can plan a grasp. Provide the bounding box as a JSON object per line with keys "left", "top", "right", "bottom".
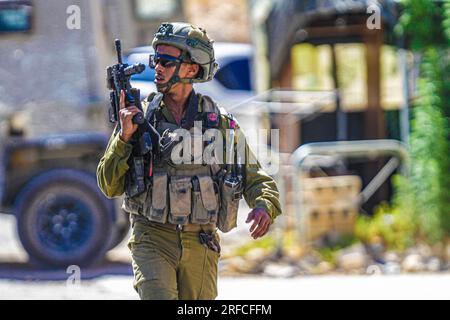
{"left": 187, "top": 63, "right": 200, "bottom": 78}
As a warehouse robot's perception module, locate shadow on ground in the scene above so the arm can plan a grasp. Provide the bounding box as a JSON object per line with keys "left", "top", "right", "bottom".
{"left": 0, "top": 259, "right": 132, "bottom": 281}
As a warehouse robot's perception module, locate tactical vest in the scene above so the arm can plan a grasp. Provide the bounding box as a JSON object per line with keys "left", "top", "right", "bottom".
{"left": 121, "top": 92, "right": 243, "bottom": 232}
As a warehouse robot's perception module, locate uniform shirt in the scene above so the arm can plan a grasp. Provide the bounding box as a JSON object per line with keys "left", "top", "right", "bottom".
{"left": 96, "top": 91, "right": 282, "bottom": 222}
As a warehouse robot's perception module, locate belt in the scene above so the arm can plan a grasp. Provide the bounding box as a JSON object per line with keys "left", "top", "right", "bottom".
{"left": 131, "top": 214, "right": 216, "bottom": 233}
{"left": 156, "top": 222, "right": 217, "bottom": 233}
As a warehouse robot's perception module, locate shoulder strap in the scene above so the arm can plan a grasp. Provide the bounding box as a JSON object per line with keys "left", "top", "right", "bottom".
{"left": 199, "top": 94, "right": 221, "bottom": 114}
{"left": 181, "top": 91, "right": 199, "bottom": 130}
{"left": 198, "top": 94, "right": 222, "bottom": 129}
{"left": 147, "top": 92, "right": 157, "bottom": 103}
{"left": 144, "top": 92, "right": 163, "bottom": 122}
{"left": 218, "top": 106, "right": 228, "bottom": 117}
{"left": 199, "top": 94, "right": 230, "bottom": 118}
{"left": 140, "top": 92, "right": 154, "bottom": 115}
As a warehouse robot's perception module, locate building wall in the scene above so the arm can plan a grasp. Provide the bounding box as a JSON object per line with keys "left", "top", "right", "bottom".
{"left": 0, "top": 0, "right": 108, "bottom": 135}
{"left": 0, "top": 0, "right": 145, "bottom": 136}
{"left": 184, "top": 0, "right": 250, "bottom": 43}
{"left": 0, "top": 0, "right": 97, "bottom": 109}
{"left": 130, "top": 0, "right": 251, "bottom": 46}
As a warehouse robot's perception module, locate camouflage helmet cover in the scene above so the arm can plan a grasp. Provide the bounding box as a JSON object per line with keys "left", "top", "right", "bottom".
{"left": 152, "top": 22, "right": 218, "bottom": 83}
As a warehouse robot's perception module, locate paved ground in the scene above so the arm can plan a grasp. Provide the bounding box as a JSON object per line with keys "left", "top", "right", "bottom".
{"left": 1, "top": 212, "right": 449, "bottom": 300}
{"left": 1, "top": 274, "right": 449, "bottom": 300}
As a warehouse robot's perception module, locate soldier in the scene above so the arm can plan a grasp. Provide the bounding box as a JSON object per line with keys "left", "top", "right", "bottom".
{"left": 97, "top": 22, "right": 282, "bottom": 300}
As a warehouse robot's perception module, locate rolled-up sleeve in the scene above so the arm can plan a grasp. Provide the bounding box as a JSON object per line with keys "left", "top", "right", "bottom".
{"left": 96, "top": 129, "right": 133, "bottom": 198}
{"left": 243, "top": 147, "right": 282, "bottom": 222}
{"left": 220, "top": 115, "right": 282, "bottom": 222}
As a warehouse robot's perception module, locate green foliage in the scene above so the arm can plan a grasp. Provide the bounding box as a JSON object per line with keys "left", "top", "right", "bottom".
{"left": 444, "top": 0, "right": 450, "bottom": 46}
{"left": 408, "top": 49, "right": 450, "bottom": 242}
{"left": 233, "top": 235, "right": 276, "bottom": 257}
{"left": 396, "top": 0, "right": 446, "bottom": 50}
{"left": 355, "top": 200, "right": 416, "bottom": 251}
{"left": 389, "top": 0, "right": 450, "bottom": 244}
{"left": 316, "top": 235, "right": 357, "bottom": 266}
{"left": 443, "top": 2, "right": 450, "bottom": 121}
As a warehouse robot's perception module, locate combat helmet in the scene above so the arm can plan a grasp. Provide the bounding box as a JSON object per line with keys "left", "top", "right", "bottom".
{"left": 151, "top": 22, "right": 218, "bottom": 89}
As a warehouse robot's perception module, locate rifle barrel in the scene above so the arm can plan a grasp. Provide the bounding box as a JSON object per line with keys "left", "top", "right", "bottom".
{"left": 115, "top": 39, "right": 122, "bottom": 64}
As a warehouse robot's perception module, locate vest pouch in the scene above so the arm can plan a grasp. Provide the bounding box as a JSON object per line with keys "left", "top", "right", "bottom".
{"left": 191, "top": 176, "right": 219, "bottom": 224}
{"left": 217, "top": 179, "right": 242, "bottom": 233}
{"left": 149, "top": 172, "right": 168, "bottom": 223}
{"left": 168, "top": 176, "right": 192, "bottom": 225}
{"left": 122, "top": 190, "right": 147, "bottom": 215}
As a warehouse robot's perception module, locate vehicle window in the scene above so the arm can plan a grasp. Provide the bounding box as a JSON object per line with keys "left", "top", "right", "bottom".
{"left": 0, "top": 1, "right": 32, "bottom": 33}
{"left": 125, "top": 53, "right": 155, "bottom": 81}
{"left": 215, "top": 58, "right": 251, "bottom": 91}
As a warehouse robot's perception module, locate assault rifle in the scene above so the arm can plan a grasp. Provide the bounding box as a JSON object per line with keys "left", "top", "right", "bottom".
{"left": 106, "top": 39, "right": 160, "bottom": 197}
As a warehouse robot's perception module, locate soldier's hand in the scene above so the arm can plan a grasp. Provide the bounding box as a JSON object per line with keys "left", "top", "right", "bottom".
{"left": 119, "top": 90, "right": 141, "bottom": 143}
{"left": 246, "top": 208, "right": 271, "bottom": 239}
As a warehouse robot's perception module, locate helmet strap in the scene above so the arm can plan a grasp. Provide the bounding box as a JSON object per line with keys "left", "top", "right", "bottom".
{"left": 156, "top": 51, "right": 197, "bottom": 91}
{"left": 156, "top": 60, "right": 182, "bottom": 93}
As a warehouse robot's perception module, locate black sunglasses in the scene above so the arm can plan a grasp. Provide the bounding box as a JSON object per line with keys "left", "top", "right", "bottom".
{"left": 149, "top": 53, "right": 182, "bottom": 69}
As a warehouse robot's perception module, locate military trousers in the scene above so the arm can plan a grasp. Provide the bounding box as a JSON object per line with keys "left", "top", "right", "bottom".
{"left": 127, "top": 215, "right": 220, "bottom": 300}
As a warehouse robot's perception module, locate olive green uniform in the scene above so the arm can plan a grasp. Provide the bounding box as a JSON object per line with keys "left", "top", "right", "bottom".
{"left": 97, "top": 92, "right": 281, "bottom": 299}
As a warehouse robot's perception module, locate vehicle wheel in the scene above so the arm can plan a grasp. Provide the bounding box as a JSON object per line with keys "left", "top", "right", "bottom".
{"left": 14, "top": 169, "right": 115, "bottom": 268}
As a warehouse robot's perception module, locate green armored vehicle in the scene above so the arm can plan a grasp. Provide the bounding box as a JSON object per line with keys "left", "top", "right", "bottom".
{"left": 0, "top": 0, "right": 139, "bottom": 267}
